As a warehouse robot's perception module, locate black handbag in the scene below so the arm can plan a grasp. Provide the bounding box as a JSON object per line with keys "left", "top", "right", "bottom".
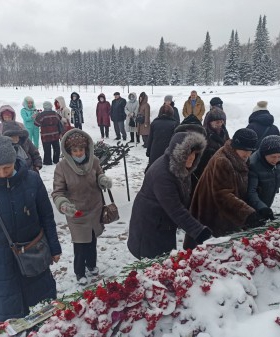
{"left": 101, "top": 189, "right": 120, "bottom": 224}
{"left": 136, "top": 114, "right": 145, "bottom": 125}
{"left": 129, "top": 117, "right": 136, "bottom": 127}
{"left": 0, "top": 215, "right": 52, "bottom": 277}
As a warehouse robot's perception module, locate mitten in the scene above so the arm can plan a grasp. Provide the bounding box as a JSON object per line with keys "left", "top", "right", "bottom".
{"left": 60, "top": 202, "right": 77, "bottom": 217}
{"left": 258, "top": 207, "right": 275, "bottom": 221}
{"left": 245, "top": 212, "right": 264, "bottom": 228}
{"left": 98, "top": 174, "right": 112, "bottom": 190}
{"left": 196, "top": 226, "right": 212, "bottom": 244}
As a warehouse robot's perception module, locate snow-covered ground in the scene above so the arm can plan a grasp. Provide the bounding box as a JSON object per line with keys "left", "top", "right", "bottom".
{"left": 1, "top": 85, "right": 280, "bottom": 337}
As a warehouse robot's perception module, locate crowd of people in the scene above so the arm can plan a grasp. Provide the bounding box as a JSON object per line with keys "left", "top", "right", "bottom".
{"left": 0, "top": 89, "right": 280, "bottom": 321}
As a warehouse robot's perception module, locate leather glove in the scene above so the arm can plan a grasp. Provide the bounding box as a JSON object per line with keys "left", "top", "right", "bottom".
{"left": 98, "top": 174, "right": 112, "bottom": 190}
{"left": 258, "top": 207, "right": 275, "bottom": 221}
{"left": 196, "top": 226, "right": 212, "bottom": 244}
{"left": 245, "top": 212, "right": 265, "bottom": 228}
{"left": 60, "top": 202, "right": 77, "bottom": 217}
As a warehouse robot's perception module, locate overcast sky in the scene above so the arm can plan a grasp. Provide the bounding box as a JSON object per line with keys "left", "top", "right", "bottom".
{"left": 0, "top": 0, "right": 279, "bottom": 52}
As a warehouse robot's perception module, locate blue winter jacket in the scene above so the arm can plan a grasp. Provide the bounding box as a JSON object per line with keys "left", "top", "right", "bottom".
{"left": 0, "top": 159, "right": 61, "bottom": 320}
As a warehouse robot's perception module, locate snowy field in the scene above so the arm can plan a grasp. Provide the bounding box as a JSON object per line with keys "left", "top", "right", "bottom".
{"left": 1, "top": 85, "right": 280, "bottom": 337}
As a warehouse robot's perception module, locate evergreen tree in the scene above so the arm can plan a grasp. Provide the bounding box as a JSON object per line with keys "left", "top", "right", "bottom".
{"left": 223, "top": 30, "right": 239, "bottom": 85}
{"left": 109, "top": 45, "right": 117, "bottom": 85}
{"left": 170, "top": 67, "right": 180, "bottom": 85}
{"left": 146, "top": 59, "right": 158, "bottom": 85}
{"left": 199, "top": 32, "right": 214, "bottom": 85}
{"left": 186, "top": 58, "right": 199, "bottom": 85}
{"left": 117, "top": 47, "right": 126, "bottom": 86}
{"left": 239, "top": 39, "right": 252, "bottom": 85}
{"left": 156, "top": 37, "right": 168, "bottom": 85}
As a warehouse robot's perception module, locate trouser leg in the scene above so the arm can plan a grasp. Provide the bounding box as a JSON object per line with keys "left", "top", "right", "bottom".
{"left": 52, "top": 140, "right": 60, "bottom": 164}
{"left": 42, "top": 141, "right": 52, "bottom": 165}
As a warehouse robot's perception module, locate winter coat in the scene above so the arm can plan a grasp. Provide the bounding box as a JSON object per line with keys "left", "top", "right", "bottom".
{"left": 2, "top": 121, "right": 42, "bottom": 170}
{"left": 137, "top": 93, "right": 150, "bottom": 136}
{"left": 34, "top": 109, "right": 62, "bottom": 143}
{"left": 248, "top": 150, "right": 280, "bottom": 210}
{"left": 246, "top": 110, "right": 280, "bottom": 147}
{"left": 0, "top": 105, "right": 24, "bottom": 134}
{"left": 192, "top": 125, "right": 229, "bottom": 191}
{"left": 146, "top": 115, "right": 179, "bottom": 166}
{"left": 96, "top": 94, "right": 111, "bottom": 127}
{"left": 170, "top": 102, "right": 180, "bottom": 123}
{"left": 110, "top": 96, "right": 127, "bottom": 122}
{"left": 70, "top": 92, "right": 84, "bottom": 124}
{"left": 125, "top": 92, "right": 139, "bottom": 132}
{"left": 0, "top": 159, "right": 61, "bottom": 321}
{"left": 127, "top": 132, "right": 207, "bottom": 259}
{"left": 190, "top": 140, "right": 255, "bottom": 237}
{"left": 55, "top": 96, "right": 71, "bottom": 126}
{"left": 20, "top": 96, "right": 38, "bottom": 128}
{"left": 182, "top": 96, "right": 205, "bottom": 121}
{"left": 52, "top": 129, "right": 104, "bottom": 243}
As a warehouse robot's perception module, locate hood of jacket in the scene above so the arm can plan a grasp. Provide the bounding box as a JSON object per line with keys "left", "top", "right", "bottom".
{"left": 165, "top": 132, "right": 206, "bottom": 179}
{"left": 60, "top": 129, "right": 95, "bottom": 175}
{"left": 22, "top": 96, "right": 35, "bottom": 110}
{"left": 248, "top": 110, "right": 274, "bottom": 126}
{"left": 2, "top": 121, "right": 29, "bottom": 145}
{"left": 128, "top": 92, "right": 137, "bottom": 103}
{"left": 70, "top": 92, "right": 80, "bottom": 100}
{"left": 139, "top": 92, "right": 148, "bottom": 105}
{"left": 0, "top": 105, "right": 16, "bottom": 122}
{"left": 55, "top": 96, "right": 67, "bottom": 109}
{"left": 98, "top": 93, "right": 107, "bottom": 102}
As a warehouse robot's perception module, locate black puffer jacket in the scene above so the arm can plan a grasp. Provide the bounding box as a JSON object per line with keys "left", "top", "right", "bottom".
{"left": 246, "top": 110, "right": 279, "bottom": 147}
{"left": 248, "top": 150, "right": 280, "bottom": 210}
{"left": 146, "top": 115, "right": 179, "bottom": 166}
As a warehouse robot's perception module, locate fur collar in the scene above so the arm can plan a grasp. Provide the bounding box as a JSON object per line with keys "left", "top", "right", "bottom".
{"left": 221, "top": 140, "right": 249, "bottom": 173}
{"left": 167, "top": 132, "right": 206, "bottom": 179}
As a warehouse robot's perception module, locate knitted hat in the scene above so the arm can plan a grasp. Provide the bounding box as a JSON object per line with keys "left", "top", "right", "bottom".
{"left": 252, "top": 101, "right": 268, "bottom": 112}
{"left": 207, "top": 107, "right": 226, "bottom": 123}
{"left": 43, "top": 101, "right": 53, "bottom": 110}
{"left": 164, "top": 95, "right": 173, "bottom": 103}
{"left": 2, "top": 121, "right": 29, "bottom": 139}
{"left": 231, "top": 128, "right": 258, "bottom": 151}
{"left": 210, "top": 97, "right": 223, "bottom": 108}
{"left": 259, "top": 135, "right": 280, "bottom": 156}
{"left": 175, "top": 124, "right": 207, "bottom": 137}
{"left": 0, "top": 135, "right": 17, "bottom": 165}
{"left": 181, "top": 114, "right": 202, "bottom": 126}
{"left": 65, "top": 131, "right": 88, "bottom": 151}
{"left": 113, "top": 92, "right": 120, "bottom": 96}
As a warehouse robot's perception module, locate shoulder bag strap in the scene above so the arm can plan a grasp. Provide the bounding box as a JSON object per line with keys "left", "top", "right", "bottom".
{"left": 256, "top": 126, "right": 271, "bottom": 148}
{"left": 107, "top": 189, "right": 115, "bottom": 203}
{"left": 0, "top": 214, "right": 14, "bottom": 247}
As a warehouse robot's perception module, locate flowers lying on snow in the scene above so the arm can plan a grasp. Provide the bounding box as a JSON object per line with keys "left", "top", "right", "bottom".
{"left": 18, "top": 226, "right": 280, "bottom": 337}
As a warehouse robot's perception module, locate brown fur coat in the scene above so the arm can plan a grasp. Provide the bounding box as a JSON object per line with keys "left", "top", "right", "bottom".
{"left": 190, "top": 140, "right": 255, "bottom": 236}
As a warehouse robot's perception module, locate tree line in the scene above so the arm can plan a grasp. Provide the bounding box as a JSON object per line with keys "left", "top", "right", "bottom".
{"left": 0, "top": 15, "right": 279, "bottom": 87}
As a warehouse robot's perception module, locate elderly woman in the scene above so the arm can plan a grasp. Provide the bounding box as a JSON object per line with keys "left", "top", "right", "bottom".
{"left": 52, "top": 129, "right": 112, "bottom": 286}
{"left": 191, "top": 128, "right": 265, "bottom": 238}
{"left": 0, "top": 135, "right": 61, "bottom": 321}
{"left": 127, "top": 131, "right": 212, "bottom": 259}
{"left": 248, "top": 135, "right": 280, "bottom": 220}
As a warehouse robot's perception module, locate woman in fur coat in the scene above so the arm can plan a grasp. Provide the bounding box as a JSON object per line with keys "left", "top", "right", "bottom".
{"left": 127, "top": 131, "right": 212, "bottom": 260}
{"left": 52, "top": 129, "right": 112, "bottom": 285}
{"left": 137, "top": 92, "right": 150, "bottom": 148}
{"left": 190, "top": 128, "right": 265, "bottom": 238}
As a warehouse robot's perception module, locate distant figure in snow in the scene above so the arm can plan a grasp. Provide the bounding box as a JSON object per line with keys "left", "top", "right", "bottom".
{"left": 55, "top": 96, "right": 72, "bottom": 134}
{"left": 137, "top": 92, "right": 150, "bottom": 148}
{"left": 20, "top": 96, "right": 40, "bottom": 148}
{"left": 70, "top": 92, "right": 84, "bottom": 130}
{"left": 163, "top": 95, "right": 180, "bottom": 122}
{"left": 96, "top": 93, "right": 111, "bottom": 139}
{"left": 110, "top": 92, "right": 127, "bottom": 141}
{"left": 125, "top": 92, "right": 139, "bottom": 143}
{"left": 182, "top": 90, "right": 205, "bottom": 122}
{"left": 203, "top": 96, "right": 226, "bottom": 127}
